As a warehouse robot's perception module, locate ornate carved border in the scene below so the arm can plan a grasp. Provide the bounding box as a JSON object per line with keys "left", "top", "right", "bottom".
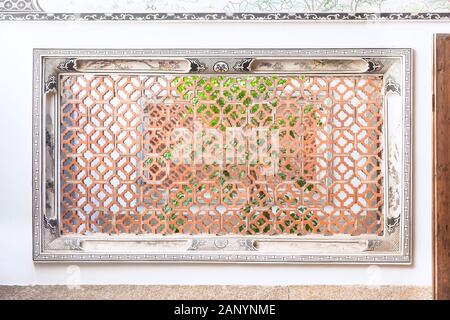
{"left": 32, "top": 48, "right": 412, "bottom": 263}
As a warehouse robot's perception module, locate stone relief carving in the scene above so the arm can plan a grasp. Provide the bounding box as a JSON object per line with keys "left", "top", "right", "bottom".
{"left": 188, "top": 59, "right": 207, "bottom": 72}
{"left": 233, "top": 58, "right": 253, "bottom": 72}
{"left": 32, "top": 49, "right": 412, "bottom": 264}
{"left": 385, "top": 76, "right": 401, "bottom": 94}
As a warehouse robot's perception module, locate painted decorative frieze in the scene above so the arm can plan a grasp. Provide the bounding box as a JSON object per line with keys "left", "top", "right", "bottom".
{"left": 1, "top": 0, "right": 449, "bottom": 20}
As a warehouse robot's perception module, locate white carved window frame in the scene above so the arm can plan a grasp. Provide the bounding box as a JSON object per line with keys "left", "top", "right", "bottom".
{"left": 32, "top": 48, "right": 412, "bottom": 264}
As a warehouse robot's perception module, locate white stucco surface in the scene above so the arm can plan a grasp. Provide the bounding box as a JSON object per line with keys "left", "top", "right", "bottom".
{"left": 0, "top": 21, "right": 448, "bottom": 285}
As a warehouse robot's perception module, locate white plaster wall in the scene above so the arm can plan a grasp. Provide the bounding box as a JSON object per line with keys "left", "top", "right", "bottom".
{"left": 0, "top": 21, "right": 448, "bottom": 286}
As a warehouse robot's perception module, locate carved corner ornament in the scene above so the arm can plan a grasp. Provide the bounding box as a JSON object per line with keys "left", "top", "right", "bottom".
{"left": 364, "top": 58, "right": 385, "bottom": 73}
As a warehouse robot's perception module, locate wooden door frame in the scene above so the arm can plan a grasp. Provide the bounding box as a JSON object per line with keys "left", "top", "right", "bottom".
{"left": 433, "top": 33, "right": 450, "bottom": 300}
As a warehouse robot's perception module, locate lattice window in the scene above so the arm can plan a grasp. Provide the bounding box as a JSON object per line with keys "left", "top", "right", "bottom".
{"left": 60, "top": 74, "right": 384, "bottom": 236}
{"left": 34, "top": 49, "right": 411, "bottom": 263}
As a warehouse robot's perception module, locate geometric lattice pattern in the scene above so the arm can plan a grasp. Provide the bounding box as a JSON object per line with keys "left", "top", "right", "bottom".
{"left": 60, "top": 74, "right": 384, "bottom": 236}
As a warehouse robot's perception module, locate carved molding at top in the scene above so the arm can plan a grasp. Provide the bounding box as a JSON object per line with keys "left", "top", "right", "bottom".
{"left": 188, "top": 238, "right": 257, "bottom": 251}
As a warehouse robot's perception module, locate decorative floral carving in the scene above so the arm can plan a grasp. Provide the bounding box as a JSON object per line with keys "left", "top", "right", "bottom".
{"left": 213, "top": 61, "right": 229, "bottom": 73}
